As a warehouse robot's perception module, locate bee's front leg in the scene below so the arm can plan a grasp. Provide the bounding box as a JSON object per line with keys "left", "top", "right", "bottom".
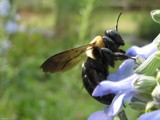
{"left": 113, "top": 52, "right": 136, "bottom": 60}
{"left": 100, "top": 48, "right": 115, "bottom": 67}
{"left": 118, "top": 49, "right": 126, "bottom": 54}
{"left": 100, "top": 48, "right": 133, "bottom": 67}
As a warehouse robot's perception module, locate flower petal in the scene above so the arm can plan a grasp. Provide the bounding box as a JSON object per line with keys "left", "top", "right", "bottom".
{"left": 108, "top": 59, "right": 136, "bottom": 81}
{"left": 92, "top": 74, "right": 139, "bottom": 97}
{"left": 0, "top": 0, "right": 11, "bottom": 16}
{"left": 106, "top": 90, "right": 138, "bottom": 116}
{"left": 107, "top": 92, "right": 125, "bottom": 116}
{"left": 88, "top": 110, "right": 113, "bottom": 120}
{"left": 126, "top": 43, "right": 157, "bottom": 59}
{"left": 138, "top": 110, "right": 160, "bottom": 120}
{"left": 5, "top": 21, "right": 18, "bottom": 34}
{"left": 123, "top": 90, "right": 138, "bottom": 102}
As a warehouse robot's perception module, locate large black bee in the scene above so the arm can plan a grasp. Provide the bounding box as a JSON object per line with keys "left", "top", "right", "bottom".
{"left": 41, "top": 12, "right": 133, "bottom": 104}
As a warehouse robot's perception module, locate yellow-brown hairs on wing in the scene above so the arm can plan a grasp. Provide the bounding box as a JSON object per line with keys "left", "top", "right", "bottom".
{"left": 40, "top": 44, "right": 94, "bottom": 73}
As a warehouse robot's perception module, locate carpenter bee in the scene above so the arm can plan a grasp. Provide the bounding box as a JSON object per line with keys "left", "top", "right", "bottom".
{"left": 41, "top": 12, "right": 133, "bottom": 104}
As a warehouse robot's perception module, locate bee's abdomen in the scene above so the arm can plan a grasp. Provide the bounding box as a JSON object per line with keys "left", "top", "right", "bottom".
{"left": 82, "top": 57, "right": 115, "bottom": 105}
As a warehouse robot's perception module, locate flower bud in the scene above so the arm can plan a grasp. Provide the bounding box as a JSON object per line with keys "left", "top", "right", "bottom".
{"left": 135, "top": 55, "right": 145, "bottom": 65}
{"left": 133, "top": 76, "right": 156, "bottom": 92}
{"left": 152, "top": 85, "right": 160, "bottom": 103}
{"left": 151, "top": 10, "right": 160, "bottom": 24}
{"left": 145, "top": 101, "right": 158, "bottom": 113}
{"left": 156, "top": 71, "right": 160, "bottom": 84}
{"left": 135, "top": 52, "right": 160, "bottom": 76}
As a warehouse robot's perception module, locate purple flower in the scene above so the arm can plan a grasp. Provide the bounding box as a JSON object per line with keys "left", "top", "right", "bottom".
{"left": 138, "top": 110, "right": 160, "bottom": 120}
{"left": 89, "top": 87, "right": 138, "bottom": 120}
{"left": 107, "top": 59, "right": 137, "bottom": 81}
{"left": 0, "top": 0, "right": 10, "bottom": 16}
{"left": 5, "top": 20, "right": 18, "bottom": 34}
{"left": 0, "top": 39, "right": 11, "bottom": 55}
{"left": 93, "top": 74, "right": 139, "bottom": 97}
{"left": 126, "top": 42, "right": 157, "bottom": 59}
{"left": 88, "top": 41, "right": 157, "bottom": 120}
{"left": 90, "top": 73, "right": 139, "bottom": 120}
{"left": 88, "top": 59, "right": 139, "bottom": 120}
{"left": 88, "top": 110, "right": 113, "bottom": 120}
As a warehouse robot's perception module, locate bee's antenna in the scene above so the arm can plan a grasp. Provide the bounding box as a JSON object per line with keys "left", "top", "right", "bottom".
{"left": 115, "top": 11, "right": 123, "bottom": 31}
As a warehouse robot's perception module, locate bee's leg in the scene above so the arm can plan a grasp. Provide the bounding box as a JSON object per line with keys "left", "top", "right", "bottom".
{"left": 100, "top": 48, "right": 115, "bottom": 67}
{"left": 100, "top": 48, "right": 134, "bottom": 67}
{"left": 100, "top": 48, "right": 130, "bottom": 60}
{"left": 113, "top": 52, "right": 135, "bottom": 60}
{"left": 113, "top": 52, "right": 130, "bottom": 60}
{"left": 118, "top": 49, "right": 126, "bottom": 54}
{"left": 100, "top": 48, "right": 113, "bottom": 56}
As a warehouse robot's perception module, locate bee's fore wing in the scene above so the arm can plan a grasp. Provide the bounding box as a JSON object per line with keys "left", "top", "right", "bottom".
{"left": 40, "top": 44, "right": 93, "bottom": 73}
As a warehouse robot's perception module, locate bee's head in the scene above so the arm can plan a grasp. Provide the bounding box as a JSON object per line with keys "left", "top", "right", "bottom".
{"left": 105, "top": 30, "right": 124, "bottom": 47}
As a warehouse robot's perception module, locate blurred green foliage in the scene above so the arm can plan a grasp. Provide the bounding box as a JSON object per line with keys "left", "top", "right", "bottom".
{"left": 138, "top": 12, "right": 160, "bottom": 41}
{"left": 0, "top": 0, "right": 102, "bottom": 120}
{"left": 0, "top": 0, "right": 159, "bottom": 120}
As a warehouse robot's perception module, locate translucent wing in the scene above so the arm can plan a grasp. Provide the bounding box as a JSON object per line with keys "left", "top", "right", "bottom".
{"left": 40, "top": 44, "right": 93, "bottom": 73}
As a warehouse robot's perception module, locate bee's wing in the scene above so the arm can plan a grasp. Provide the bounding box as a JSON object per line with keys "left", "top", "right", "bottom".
{"left": 40, "top": 44, "right": 93, "bottom": 73}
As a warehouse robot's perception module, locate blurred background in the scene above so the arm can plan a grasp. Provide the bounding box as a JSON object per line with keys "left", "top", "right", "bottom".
{"left": 0, "top": 0, "right": 160, "bottom": 119}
